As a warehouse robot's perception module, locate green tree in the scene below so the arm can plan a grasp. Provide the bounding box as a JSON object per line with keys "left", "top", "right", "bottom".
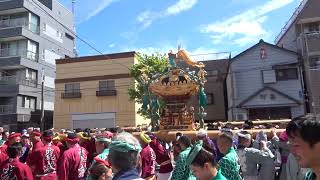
{"left": 128, "top": 53, "right": 168, "bottom": 130}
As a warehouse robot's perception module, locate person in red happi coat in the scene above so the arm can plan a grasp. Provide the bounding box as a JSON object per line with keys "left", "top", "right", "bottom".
{"left": 139, "top": 132, "right": 157, "bottom": 180}
{"left": 147, "top": 133, "right": 173, "bottom": 180}
{"left": 0, "top": 133, "right": 21, "bottom": 165}
{"left": 53, "top": 133, "right": 68, "bottom": 157}
{"left": 28, "top": 130, "right": 60, "bottom": 180}
{"left": 30, "top": 130, "right": 44, "bottom": 152}
{"left": 57, "top": 132, "right": 88, "bottom": 180}
{"left": 0, "top": 142, "right": 33, "bottom": 180}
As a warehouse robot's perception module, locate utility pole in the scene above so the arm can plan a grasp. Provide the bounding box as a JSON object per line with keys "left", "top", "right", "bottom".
{"left": 72, "top": 0, "right": 78, "bottom": 57}
{"left": 40, "top": 69, "right": 45, "bottom": 131}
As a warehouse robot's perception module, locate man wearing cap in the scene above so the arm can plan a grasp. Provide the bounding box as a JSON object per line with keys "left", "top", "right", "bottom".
{"left": 30, "top": 130, "right": 44, "bottom": 152}
{"left": 139, "top": 132, "right": 156, "bottom": 179}
{"left": 148, "top": 133, "right": 173, "bottom": 180}
{"left": 0, "top": 142, "right": 33, "bottom": 180}
{"left": 0, "top": 132, "right": 21, "bottom": 164}
{"left": 57, "top": 132, "right": 89, "bottom": 180}
{"left": 86, "top": 133, "right": 112, "bottom": 180}
{"left": 236, "top": 131, "right": 275, "bottom": 180}
{"left": 108, "top": 132, "right": 143, "bottom": 180}
{"left": 28, "top": 130, "right": 60, "bottom": 179}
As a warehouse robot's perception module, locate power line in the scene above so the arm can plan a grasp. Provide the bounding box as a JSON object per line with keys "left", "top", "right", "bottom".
{"left": 0, "top": 61, "right": 310, "bottom": 95}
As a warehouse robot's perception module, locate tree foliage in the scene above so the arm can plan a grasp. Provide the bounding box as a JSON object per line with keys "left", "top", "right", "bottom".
{"left": 128, "top": 53, "right": 169, "bottom": 122}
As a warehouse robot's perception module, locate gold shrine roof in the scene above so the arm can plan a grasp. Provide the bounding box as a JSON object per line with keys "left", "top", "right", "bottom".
{"left": 149, "top": 68, "right": 199, "bottom": 98}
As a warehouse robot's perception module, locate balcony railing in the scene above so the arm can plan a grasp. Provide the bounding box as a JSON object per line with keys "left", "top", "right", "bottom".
{"left": 61, "top": 92, "right": 82, "bottom": 99}
{"left": 0, "top": 76, "right": 37, "bottom": 87}
{"left": 0, "top": 105, "right": 13, "bottom": 114}
{"left": 96, "top": 89, "right": 117, "bottom": 96}
{"left": 0, "top": 18, "right": 40, "bottom": 34}
{"left": 0, "top": 76, "right": 17, "bottom": 84}
{"left": 0, "top": 48, "right": 39, "bottom": 61}
{"left": 305, "top": 31, "right": 320, "bottom": 37}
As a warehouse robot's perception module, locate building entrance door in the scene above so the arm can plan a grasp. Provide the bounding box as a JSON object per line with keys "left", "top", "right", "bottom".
{"left": 72, "top": 112, "right": 116, "bottom": 129}
{"left": 249, "top": 107, "right": 291, "bottom": 120}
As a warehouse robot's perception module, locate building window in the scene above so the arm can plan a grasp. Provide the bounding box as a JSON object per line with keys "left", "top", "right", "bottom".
{"left": 308, "top": 23, "right": 320, "bottom": 33}
{"left": 206, "top": 93, "right": 214, "bottom": 105}
{"left": 24, "top": 68, "right": 37, "bottom": 87}
{"left": 62, "top": 83, "right": 81, "bottom": 98}
{"left": 21, "top": 96, "right": 36, "bottom": 109}
{"left": 310, "top": 56, "right": 320, "bottom": 68}
{"left": 29, "top": 13, "right": 39, "bottom": 33}
{"left": 27, "top": 40, "right": 38, "bottom": 61}
{"left": 1, "top": 40, "right": 29, "bottom": 57}
{"left": 65, "top": 83, "right": 80, "bottom": 93}
{"left": 99, "top": 80, "right": 115, "bottom": 91}
{"left": 26, "top": 68, "right": 37, "bottom": 81}
{"left": 276, "top": 68, "right": 298, "bottom": 81}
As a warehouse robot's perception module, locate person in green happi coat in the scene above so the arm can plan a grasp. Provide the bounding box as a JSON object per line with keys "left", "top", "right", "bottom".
{"left": 217, "top": 132, "right": 242, "bottom": 180}
{"left": 171, "top": 136, "right": 196, "bottom": 180}
{"left": 187, "top": 141, "right": 226, "bottom": 180}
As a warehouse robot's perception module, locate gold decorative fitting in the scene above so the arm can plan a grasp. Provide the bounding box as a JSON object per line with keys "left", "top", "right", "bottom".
{"left": 149, "top": 68, "right": 199, "bottom": 97}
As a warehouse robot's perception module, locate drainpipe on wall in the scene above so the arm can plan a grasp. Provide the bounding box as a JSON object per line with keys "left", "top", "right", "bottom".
{"left": 298, "top": 62, "right": 306, "bottom": 114}
{"left": 231, "top": 69, "right": 235, "bottom": 121}
{"left": 304, "top": 33, "right": 316, "bottom": 115}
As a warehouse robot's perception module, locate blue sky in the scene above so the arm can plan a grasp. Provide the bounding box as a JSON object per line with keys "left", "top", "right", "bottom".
{"left": 60, "top": 0, "right": 302, "bottom": 58}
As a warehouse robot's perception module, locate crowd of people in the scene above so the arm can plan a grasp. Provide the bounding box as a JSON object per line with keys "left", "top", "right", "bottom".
{"left": 0, "top": 114, "right": 319, "bottom": 180}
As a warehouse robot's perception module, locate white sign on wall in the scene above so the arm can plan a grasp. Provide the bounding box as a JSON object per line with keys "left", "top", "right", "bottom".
{"left": 44, "top": 76, "right": 55, "bottom": 88}
{"left": 262, "top": 70, "right": 276, "bottom": 83}
{"left": 44, "top": 101, "right": 54, "bottom": 111}
{"left": 44, "top": 49, "right": 61, "bottom": 65}
{"left": 43, "top": 23, "right": 63, "bottom": 43}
